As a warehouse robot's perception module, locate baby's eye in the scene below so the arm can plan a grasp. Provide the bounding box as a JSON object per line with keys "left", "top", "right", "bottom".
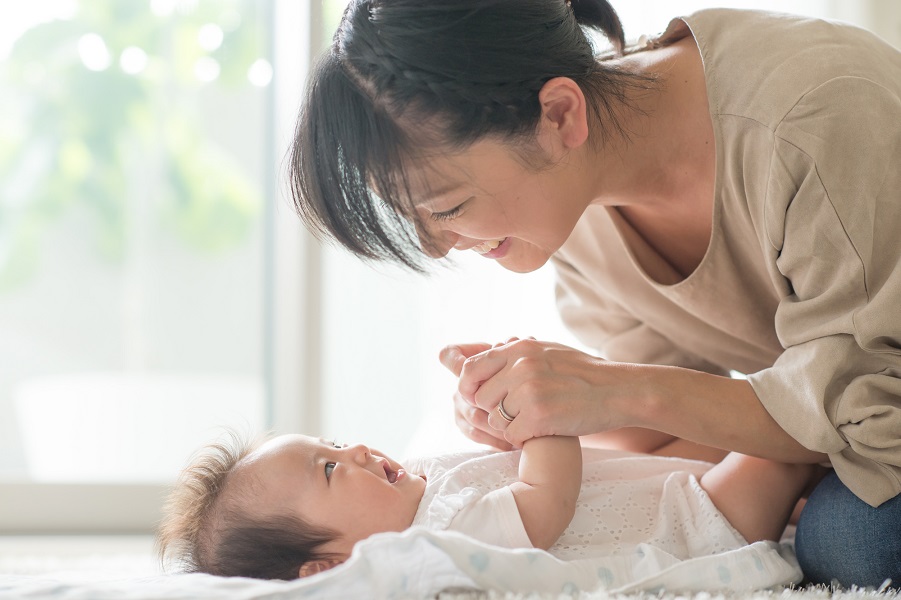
{"left": 324, "top": 462, "right": 336, "bottom": 479}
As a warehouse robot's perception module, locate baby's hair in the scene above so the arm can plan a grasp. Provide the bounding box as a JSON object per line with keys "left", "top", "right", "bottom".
{"left": 289, "top": 0, "right": 656, "bottom": 272}
{"left": 156, "top": 429, "right": 338, "bottom": 580}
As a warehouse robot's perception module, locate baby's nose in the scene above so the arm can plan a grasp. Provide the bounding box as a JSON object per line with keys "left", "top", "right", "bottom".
{"left": 345, "top": 443, "right": 371, "bottom": 465}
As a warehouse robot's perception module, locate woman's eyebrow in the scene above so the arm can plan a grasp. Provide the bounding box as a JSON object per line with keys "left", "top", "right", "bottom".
{"left": 414, "top": 183, "right": 463, "bottom": 207}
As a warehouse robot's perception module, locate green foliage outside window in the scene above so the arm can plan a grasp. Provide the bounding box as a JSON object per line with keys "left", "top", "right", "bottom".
{"left": 0, "top": 0, "right": 269, "bottom": 290}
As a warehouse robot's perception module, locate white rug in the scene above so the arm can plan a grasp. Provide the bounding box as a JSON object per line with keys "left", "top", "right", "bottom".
{"left": 0, "top": 534, "right": 895, "bottom": 600}
{"left": 436, "top": 584, "right": 899, "bottom": 600}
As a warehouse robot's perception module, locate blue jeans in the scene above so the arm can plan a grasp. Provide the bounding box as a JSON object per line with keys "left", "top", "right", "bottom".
{"left": 795, "top": 470, "right": 901, "bottom": 588}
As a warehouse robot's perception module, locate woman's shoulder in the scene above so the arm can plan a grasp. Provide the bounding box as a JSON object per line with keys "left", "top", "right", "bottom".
{"left": 664, "top": 9, "right": 900, "bottom": 128}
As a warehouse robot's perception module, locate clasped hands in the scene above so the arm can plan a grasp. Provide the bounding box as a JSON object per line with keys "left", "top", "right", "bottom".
{"left": 439, "top": 338, "right": 630, "bottom": 450}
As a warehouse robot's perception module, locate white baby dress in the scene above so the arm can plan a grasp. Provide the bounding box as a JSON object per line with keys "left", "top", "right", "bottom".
{"left": 408, "top": 447, "right": 747, "bottom": 561}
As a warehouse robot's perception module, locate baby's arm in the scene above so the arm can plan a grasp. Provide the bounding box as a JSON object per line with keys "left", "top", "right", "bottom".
{"left": 700, "top": 452, "right": 815, "bottom": 543}
{"left": 508, "top": 435, "right": 582, "bottom": 550}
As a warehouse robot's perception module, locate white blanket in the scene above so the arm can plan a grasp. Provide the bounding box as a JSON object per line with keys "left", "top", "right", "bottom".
{"left": 0, "top": 527, "right": 801, "bottom": 599}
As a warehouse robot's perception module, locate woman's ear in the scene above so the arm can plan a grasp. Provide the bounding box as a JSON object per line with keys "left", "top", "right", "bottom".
{"left": 298, "top": 558, "right": 344, "bottom": 578}
{"left": 537, "top": 77, "right": 589, "bottom": 150}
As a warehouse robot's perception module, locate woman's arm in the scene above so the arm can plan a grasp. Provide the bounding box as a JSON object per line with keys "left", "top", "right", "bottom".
{"left": 631, "top": 364, "right": 826, "bottom": 462}
{"left": 447, "top": 339, "right": 827, "bottom": 463}
{"left": 508, "top": 435, "right": 582, "bottom": 550}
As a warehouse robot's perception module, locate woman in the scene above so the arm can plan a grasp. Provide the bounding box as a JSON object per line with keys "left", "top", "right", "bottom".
{"left": 289, "top": 0, "right": 901, "bottom": 587}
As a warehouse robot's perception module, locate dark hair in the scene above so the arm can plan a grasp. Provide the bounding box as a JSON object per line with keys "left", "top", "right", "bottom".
{"left": 204, "top": 513, "right": 339, "bottom": 580}
{"left": 157, "top": 430, "right": 339, "bottom": 580}
{"left": 290, "top": 0, "right": 652, "bottom": 271}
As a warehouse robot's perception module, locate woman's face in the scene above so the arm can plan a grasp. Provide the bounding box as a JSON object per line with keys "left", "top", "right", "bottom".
{"left": 407, "top": 138, "right": 590, "bottom": 273}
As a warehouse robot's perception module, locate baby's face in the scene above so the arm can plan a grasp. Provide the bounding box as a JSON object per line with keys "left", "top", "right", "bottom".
{"left": 235, "top": 434, "right": 426, "bottom": 559}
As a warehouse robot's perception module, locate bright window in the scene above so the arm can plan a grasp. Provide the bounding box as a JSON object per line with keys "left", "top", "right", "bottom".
{"left": 0, "top": 0, "right": 278, "bottom": 531}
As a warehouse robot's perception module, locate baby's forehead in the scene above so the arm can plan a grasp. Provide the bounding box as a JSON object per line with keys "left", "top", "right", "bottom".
{"left": 243, "top": 433, "right": 311, "bottom": 461}
{"left": 226, "top": 436, "right": 311, "bottom": 510}
{"left": 234, "top": 434, "right": 316, "bottom": 482}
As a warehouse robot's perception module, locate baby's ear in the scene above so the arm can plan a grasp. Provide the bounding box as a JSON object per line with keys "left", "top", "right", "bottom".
{"left": 298, "top": 558, "right": 343, "bottom": 578}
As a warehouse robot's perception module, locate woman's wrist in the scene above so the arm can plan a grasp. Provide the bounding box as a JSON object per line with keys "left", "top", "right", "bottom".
{"left": 592, "top": 360, "right": 673, "bottom": 432}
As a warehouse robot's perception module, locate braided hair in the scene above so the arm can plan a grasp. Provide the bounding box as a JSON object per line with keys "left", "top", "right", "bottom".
{"left": 290, "top": 0, "right": 653, "bottom": 271}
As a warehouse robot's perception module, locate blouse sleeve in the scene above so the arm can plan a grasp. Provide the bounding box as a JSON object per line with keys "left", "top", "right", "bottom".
{"left": 553, "top": 255, "right": 730, "bottom": 376}
{"left": 747, "top": 76, "right": 901, "bottom": 507}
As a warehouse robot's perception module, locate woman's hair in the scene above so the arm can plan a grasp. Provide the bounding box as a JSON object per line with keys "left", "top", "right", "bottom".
{"left": 156, "top": 430, "right": 338, "bottom": 580}
{"left": 289, "top": 0, "right": 654, "bottom": 272}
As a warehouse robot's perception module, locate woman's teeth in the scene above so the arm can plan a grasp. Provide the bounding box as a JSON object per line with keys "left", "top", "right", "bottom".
{"left": 472, "top": 239, "right": 503, "bottom": 254}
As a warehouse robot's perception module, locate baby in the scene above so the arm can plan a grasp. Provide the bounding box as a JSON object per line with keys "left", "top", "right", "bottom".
{"left": 157, "top": 429, "right": 813, "bottom": 580}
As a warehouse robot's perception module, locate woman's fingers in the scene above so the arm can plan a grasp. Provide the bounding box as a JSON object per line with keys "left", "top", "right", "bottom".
{"left": 485, "top": 396, "right": 517, "bottom": 432}
{"left": 453, "top": 391, "right": 512, "bottom": 450}
{"left": 458, "top": 347, "right": 511, "bottom": 402}
{"left": 439, "top": 342, "right": 492, "bottom": 377}
{"left": 465, "top": 424, "right": 514, "bottom": 451}
{"left": 502, "top": 418, "right": 532, "bottom": 448}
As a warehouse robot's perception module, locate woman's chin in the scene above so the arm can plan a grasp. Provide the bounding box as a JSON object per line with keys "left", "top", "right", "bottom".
{"left": 497, "top": 251, "right": 551, "bottom": 273}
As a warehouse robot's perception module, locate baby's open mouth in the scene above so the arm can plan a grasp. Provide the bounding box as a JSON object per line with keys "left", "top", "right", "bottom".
{"left": 383, "top": 462, "right": 398, "bottom": 483}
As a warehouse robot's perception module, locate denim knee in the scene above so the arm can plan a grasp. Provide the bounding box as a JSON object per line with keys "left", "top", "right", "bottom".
{"left": 795, "top": 471, "right": 901, "bottom": 588}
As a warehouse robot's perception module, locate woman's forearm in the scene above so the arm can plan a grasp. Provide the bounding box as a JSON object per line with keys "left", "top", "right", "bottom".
{"left": 625, "top": 364, "right": 827, "bottom": 463}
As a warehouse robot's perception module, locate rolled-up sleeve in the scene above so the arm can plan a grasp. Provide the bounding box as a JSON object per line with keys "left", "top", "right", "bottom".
{"left": 747, "top": 77, "right": 901, "bottom": 507}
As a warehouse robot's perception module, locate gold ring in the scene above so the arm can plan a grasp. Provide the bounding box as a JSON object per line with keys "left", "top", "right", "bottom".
{"left": 497, "top": 399, "right": 515, "bottom": 422}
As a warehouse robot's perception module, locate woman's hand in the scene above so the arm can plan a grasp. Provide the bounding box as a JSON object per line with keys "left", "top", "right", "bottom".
{"left": 440, "top": 342, "right": 513, "bottom": 451}
{"left": 442, "top": 338, "right": 635, "bottom": 447}
{"left": 442, "top": 339, "right": 831, "bottom": 463}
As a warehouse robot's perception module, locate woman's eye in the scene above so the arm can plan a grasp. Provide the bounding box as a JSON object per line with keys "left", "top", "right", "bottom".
{"left": 324, "top": 462, "right": 336, "bottom": 480}
{"left": 431, "top": 201, "right": 467, "bottom": 222}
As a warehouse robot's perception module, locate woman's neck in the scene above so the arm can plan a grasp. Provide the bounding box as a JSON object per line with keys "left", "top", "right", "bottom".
{"left": 583, "top": 36, "right": 715, "bottom": 214}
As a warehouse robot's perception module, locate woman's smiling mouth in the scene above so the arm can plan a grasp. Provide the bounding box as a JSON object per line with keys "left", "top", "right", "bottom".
{"left": 472, "top": 238, "right": 511, "bottom": 259}
{"left": 472, "top": 239, "right": 504, "bottom": 254}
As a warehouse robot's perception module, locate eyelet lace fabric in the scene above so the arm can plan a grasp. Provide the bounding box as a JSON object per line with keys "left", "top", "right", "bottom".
{"left": 407, "top": 448, "right": 746, "bottom": 561}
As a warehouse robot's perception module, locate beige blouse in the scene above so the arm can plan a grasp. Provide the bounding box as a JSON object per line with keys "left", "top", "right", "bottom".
{"left": 552, "top": 9, "right": 901, "bottom": 507}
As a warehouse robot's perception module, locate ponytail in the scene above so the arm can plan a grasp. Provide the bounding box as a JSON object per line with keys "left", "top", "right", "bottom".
{"left": 570, "top": 0, "right": 626, "bottom": 54}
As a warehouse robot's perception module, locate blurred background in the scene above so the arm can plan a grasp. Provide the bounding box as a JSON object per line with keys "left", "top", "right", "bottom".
{"left": 0, "top": 0, "right": 898, "bottom": 548}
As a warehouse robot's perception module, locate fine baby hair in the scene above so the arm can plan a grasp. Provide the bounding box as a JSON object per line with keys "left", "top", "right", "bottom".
{"left": 289, "top": 0, "right": 655, "bottom": 271}
{"left": 156, "top": 431, "right": 340, "bottom": 580}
